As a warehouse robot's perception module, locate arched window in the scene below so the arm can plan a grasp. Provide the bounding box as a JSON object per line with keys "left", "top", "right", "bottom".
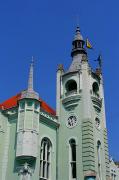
{"left": 95, "top": 117, "right": 100, "bottom": 129}
{"left": 69, "top": 139, "right": 77, "bottom": 179}
{"left": 97, "top": 140, "right": 101, "bottom": 180}
{"left": 39, "top": 138, "right": 52, "bottom": 180}
{"left": 92, "top": 82, "right": 99, "bottom": 97}
{"left": 65, "top": 80, "right": 77, "bottom": 94}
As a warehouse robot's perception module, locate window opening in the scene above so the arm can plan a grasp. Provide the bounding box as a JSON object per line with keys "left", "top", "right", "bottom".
{"left": 65, "top": 80, "right": 77, "bottom": 94}
{"left": 92, "top": 82, "right": 99, "bottom": 97}
{"left": 20, "top": 102, "right": 25, "bottom": 109}
{"left": 97, "top": 141, "right": 101, "bottom": 180}
{"left": 69, "top": 139, "right": 77, "bottom": 179}
{"left": 27, "top": 101, "right": 32, "bottom": 107}
{"left": 39, "top": 138, "right": 52, "bottom": 180}
{"left": 95, "top": 118, "right": 100, "bottom": 129}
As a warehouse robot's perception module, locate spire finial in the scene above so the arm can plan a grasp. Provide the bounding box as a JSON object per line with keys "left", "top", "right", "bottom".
{"left": 31, "top": 56, "right": 34, "bottom": 64}
{"left": 28, "top": 56, "right": 34, "bottom": 92}
{"left": 21, "top": 56, "right": 39, "bottom": 100}
{"left": 76, "top": 15, "right": 80, "bottom": 28}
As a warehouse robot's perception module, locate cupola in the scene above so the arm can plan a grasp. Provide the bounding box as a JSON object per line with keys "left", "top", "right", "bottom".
{"left": 71, "top": 26, "right": 87, "bottom": 57}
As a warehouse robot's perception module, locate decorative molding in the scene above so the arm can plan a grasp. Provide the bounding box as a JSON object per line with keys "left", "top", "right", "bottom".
{"left": 21, "top": 90, "right": 39, "bottom": 100}
{"left": 82, "top": 120, "right": 95, "bottom": 172}
{"left": 84, "top": 170, "right": 96, "bottom": 177}
{"left": 18, "top": 162, "right": 33, "bottom": 180}
{"left": 103, "top": 128, "right": 110, "bottom": 177}
{"left": 2, "top": 108, "right": 18, "bottom": 117}
{"left": 40, "top": 112, "right": 57, "bottom": 122}
{"left": 62, "top": 95, "right": 81, "bottom": 110}
{"left": 40, "top": 112, "right": 59, "bottom": 128}
{"left": 0, "top": 129, "right": 5, "bottom": 133}
{"left": 91, "top": 96, "right": 102, "bottom": 112}
{"left": 66, "top": 136, "right": 78, "bottom": 146}
{"left": 62, "top": 70, "right": 78, "bottom": 77}
{"left": 39, "top": 135, "right": 55, "bottom": 152}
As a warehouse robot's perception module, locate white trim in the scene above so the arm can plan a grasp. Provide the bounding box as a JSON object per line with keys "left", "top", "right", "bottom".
{"left": 40, "top": 112, "right": 57, "bottom": 122}
{"left": 66, "top": 136, "right": 78, "bottom": 146}
{"left": 39, "top": 135, "right": 54, "bottom": 151}
{"left": 39, "top": 137, "right": 52, "bottom": 180}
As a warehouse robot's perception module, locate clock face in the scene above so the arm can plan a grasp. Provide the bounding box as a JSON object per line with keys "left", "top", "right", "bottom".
{"left": 67, "top": 115, "right": 77, "bottom": 128}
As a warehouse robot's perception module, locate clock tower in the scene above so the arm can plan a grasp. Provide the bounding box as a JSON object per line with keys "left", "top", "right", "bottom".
{"left": 56, "top": 27, "right": 110, "bottom": 180}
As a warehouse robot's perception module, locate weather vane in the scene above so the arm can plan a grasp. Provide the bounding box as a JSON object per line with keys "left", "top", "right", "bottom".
{"left": 95, "top": 54, "right": 103, "bottom": 70}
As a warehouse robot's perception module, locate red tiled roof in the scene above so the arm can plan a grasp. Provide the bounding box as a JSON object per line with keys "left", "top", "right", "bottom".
{"left": 0, "top": 93, "right": 21, "bottom": 110}
{"left": 0, "top": 93, "right": 56, "bottom": 116}
{"left": 39, "top": 98, "right": 56, "bottom": 116}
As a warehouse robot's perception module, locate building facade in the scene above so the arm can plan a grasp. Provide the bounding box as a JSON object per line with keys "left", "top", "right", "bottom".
{"left": 0, "top": 27, "right": 113, "bottom": 180}
{"left": 110, "top": 159, "right": 119, "bottom": 180}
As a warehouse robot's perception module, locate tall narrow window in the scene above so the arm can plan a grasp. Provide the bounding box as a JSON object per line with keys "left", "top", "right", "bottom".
{"left": 97, "top": 141, "right": 101, "bottom": 180}
{"left": 69, "top": 139, "right": 77, "bottom": 179}
{"left": 39, "top": 138, "right": 52, "bottom": 180}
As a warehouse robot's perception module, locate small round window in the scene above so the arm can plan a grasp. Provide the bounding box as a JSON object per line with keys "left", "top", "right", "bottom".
{"left": 65, "top": 80, "right": 77, "bottom": 93}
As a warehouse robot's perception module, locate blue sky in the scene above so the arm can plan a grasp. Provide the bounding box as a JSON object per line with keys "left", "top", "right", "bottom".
{"left": 0, "top": 0, "right": 118, "bottom": 160}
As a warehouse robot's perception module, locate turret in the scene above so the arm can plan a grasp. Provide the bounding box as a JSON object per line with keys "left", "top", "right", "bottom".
{"left": 69, "top": 26, "right": 87, "bottom": 72}
{"left": 71, "top": 26, "right": 87, "bottom": 57}
{"left": 16, "top": 58, "right": 40, "bottom": 159}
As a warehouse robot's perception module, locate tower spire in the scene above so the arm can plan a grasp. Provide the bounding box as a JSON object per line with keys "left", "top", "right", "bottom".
{"left": 21, "top": 56, "right": 39, "bottom": 100}
{"left": 71, "top": 26, "right": 86, "bottom": 57}
{"left": 28, "top": 56, "right": 34, "bottom": 92}
{"left": 69, "top": 27, "right": 87, "bottom": 72}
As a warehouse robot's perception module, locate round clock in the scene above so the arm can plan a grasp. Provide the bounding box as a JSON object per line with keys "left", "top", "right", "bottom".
{"left": 67, "top": 115, "right": 77, "bottom": 128}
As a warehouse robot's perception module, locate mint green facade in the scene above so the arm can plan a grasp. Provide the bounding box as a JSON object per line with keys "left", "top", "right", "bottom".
{"left": 0, "top": 27, "right": 111, "bottom": 180}
{"left": 0, "top": 103, "right": 58, "bottom": 180}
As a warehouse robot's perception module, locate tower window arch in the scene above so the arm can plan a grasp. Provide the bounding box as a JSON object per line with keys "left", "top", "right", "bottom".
{"left": 39, "top": 138, "right": 52, "bottom": 180}
{"left": 92, "top": 82, "right": 99, "bottom": 97}
{"left": 69, "top": 139, "right": 77, "bottom": 179}
{"left": 65, "top": 80, "right": 77, "bottom": 94}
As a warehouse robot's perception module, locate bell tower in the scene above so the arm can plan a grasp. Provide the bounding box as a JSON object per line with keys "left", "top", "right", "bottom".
{"left": 56, "top": 27, "right": 110, "bottom": 180}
